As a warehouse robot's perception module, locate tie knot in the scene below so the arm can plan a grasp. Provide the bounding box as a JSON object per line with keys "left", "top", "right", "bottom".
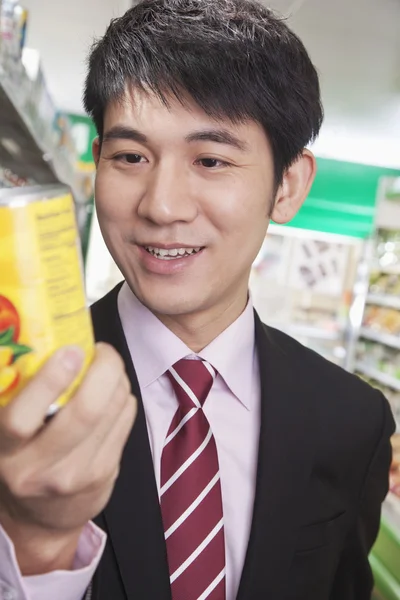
{"left": 168, "top": 359, "right": 216, "bottom": 410}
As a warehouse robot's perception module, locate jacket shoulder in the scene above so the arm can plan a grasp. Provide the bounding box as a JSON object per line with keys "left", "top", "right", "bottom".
{"left": 264, "top": 322, "right": 376, "bottom": 395}
{"left": 262, "top": 323, "right": 395, "bottom": 446}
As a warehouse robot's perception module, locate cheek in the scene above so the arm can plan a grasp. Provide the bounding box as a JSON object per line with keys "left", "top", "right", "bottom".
{"left": 204, "top": 180, "right": 269, "bottom": 239}
{"left": 203, "top": 181, "right": 270, "bottom": 278}
{"left": 95, "top": 170, "right": 133, "bottom": 227}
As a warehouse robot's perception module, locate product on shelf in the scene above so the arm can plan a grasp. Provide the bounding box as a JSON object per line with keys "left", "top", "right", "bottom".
{"left": 363, "top": 305, "right": 400, "bottom": 336}
{"left": 0, "top": 0, "right": 27, "bottom": 65}
{"left": 0, "top": 165, "right": 35, "bottom": 188}
{"left": 374, "top": 229, "right": 400, "bottom": 271}
{"left": 356, "top": 340, "right": 400, "bottom": 379}
{"left": 369, "top": 271, "right": 400, "bottom": 296}
{"left": 356, "top": 372, "right": 400, "bottom": 428}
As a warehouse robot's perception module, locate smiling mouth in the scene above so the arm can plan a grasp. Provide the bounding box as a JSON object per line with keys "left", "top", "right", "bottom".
{"left": 144, "top": 246, "right": 204, "bottom": 260}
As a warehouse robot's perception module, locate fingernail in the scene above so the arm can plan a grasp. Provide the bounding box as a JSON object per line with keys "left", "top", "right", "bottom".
{"left": 59, "top": 347, "right": 84, "bottom": 373}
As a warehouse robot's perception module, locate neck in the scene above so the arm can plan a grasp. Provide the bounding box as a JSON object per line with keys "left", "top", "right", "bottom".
{"left": 155, "top": 292, "right": 249, "bottom": 353}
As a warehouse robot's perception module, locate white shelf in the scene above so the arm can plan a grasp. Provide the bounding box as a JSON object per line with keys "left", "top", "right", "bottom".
{"left": 367, "top": 293, "right": 400, "bottom": 310}
{"left": 270, "top": 322, "right": 343, "bottom": 341}
{"left": 359, "top": 327, "right": 400, "bottom": 350}
{"left": 267, "top": 223, "right": 359, "bottom": 245}
{"left": 371, "top": 264, "right": 400, "bottom": 276}
{"left": 355, "top": 362, "right": 400, "bottom": 391}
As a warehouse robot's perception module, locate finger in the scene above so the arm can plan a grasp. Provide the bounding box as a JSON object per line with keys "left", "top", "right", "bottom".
{"left": 16, "top": 391, "right": 137, "bottom": 499}
{"left": 30, "top": 344, "right": 128, "bottom": 460}
{"left": 82, "top": 385, "right": 136, "bottom": 470}
{"left": 95, "top": 392, "right": 137, "bottom": 468}
{"left": 47, "top": 394, "right": 137, "bottom": 520}
{"left": 71, "top": 392, "right": 137, "bottom": 495}
{"left": 0, "top": 346, "right": 84, "bottom": 452}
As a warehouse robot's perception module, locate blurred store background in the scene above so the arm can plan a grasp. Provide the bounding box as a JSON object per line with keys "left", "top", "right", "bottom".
{"left": 0, "top": 0, "right": 399, "bottom": 596}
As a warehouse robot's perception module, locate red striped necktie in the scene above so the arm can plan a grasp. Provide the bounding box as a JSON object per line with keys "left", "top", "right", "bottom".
{"left": 160, "top": 359, "right": 226, "bottom": 600}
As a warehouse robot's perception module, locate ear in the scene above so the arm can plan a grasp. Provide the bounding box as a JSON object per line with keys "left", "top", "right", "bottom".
{"left": 92, "top": 137, "right": 101, "bottom": 167}
{"left": 271, "top": 150, "right": 317, "bottom": 224}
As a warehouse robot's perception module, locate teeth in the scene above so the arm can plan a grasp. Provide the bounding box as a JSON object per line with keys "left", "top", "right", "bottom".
{"left": 145, "top": 246, "right": 202, "bottom": 259}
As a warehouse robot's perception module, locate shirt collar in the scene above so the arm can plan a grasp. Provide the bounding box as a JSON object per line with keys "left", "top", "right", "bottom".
{"left": 117, "top": 282, "right": 256, "bottom": 410}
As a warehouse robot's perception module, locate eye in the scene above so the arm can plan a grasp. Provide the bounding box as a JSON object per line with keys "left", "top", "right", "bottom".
{"left": 197, "top": 158, "right": 231, "bottom": 169}
{"left": 114, "top": 153, "right": 146, "bottom": 164}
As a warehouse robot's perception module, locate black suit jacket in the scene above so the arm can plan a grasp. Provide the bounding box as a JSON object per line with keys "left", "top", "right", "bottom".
{"left": 89, "top": 284, "right": 395, "bottom": 600}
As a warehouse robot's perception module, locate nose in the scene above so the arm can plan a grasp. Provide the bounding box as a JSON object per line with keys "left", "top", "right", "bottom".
{"left": 137, "top": 160, "right": 198, "bottom": 226}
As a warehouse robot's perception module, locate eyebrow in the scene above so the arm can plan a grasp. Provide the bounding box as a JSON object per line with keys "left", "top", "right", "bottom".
{"left": 102, "top": 126, "right": 148, "bottom": 144}
{"left": 102, "top": 125, "right": 248, "bottom": 152}
{"left": 185, "top": 129, "right": 248, "bottom": 152}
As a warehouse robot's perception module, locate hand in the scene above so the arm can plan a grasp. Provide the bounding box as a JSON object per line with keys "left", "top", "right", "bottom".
{"left": 0, "top": 343, "right": 137, "bottom": 573}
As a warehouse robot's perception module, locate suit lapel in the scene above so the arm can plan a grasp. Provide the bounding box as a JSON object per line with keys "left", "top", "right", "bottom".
{"left": 237, "top": 313, "right": 319, "bottom": 599}
{"left": 91, "top": 286, "right": 171, "bottom": 600}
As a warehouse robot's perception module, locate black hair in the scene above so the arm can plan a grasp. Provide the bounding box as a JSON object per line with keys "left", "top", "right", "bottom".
{"left": 84, "top": 0, "right": 323, "bottom": 185}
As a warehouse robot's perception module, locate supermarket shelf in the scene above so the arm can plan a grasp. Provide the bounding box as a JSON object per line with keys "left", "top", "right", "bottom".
{"left": 355, "top": 362, "right": 400, "bottom": 392}
{"left": 359, "top": 328, "right": 400, "bottom": 350}
{"left": 0, "top": 65, "right": 84, "bottom": 201}
{"left": 0, "top": 77, "right": 57, "bottom": 184}
{"left": 367, "top": 294, "right": 400, "bottom": 310}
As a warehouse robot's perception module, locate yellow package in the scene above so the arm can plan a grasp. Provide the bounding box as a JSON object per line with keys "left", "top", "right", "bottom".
{"left": 0, "top": 185, "right": 94, "bottom": 409}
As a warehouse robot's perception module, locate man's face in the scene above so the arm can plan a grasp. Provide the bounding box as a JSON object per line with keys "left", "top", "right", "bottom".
{"left": 94, "top": 90, "right": 275, "bottom": 321}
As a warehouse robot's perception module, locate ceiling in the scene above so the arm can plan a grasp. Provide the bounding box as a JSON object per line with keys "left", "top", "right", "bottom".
{"left": 265, "top": 0, "right": 400, "bottom": 167}
{"left": 22, "top": 0, "right": 400, "bottom": 168}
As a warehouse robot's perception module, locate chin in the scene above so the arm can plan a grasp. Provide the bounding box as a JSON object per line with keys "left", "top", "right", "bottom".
{"left": 134, "top": 285, "right": 207, "bottom": 318}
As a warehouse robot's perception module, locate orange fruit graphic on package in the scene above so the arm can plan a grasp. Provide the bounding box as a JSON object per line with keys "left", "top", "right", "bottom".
{"left": 0, "top": 296, "right": 32, "bottom": 397}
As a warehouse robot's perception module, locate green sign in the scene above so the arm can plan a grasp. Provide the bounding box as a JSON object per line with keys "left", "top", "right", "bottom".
{"left": 68, "top": 113, "right": 97, "bottom": 167}
{"left": 281, "top": 158, "right": 400, "bottom": 238}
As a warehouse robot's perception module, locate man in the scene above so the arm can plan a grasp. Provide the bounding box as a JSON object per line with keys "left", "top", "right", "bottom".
{"left": 0, "top": 1, "right": 395, "bottom": 599}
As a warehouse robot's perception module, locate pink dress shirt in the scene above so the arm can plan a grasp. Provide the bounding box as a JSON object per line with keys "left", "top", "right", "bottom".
{"left": 0, "top": 282, "right": 260, "bottom": 600}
